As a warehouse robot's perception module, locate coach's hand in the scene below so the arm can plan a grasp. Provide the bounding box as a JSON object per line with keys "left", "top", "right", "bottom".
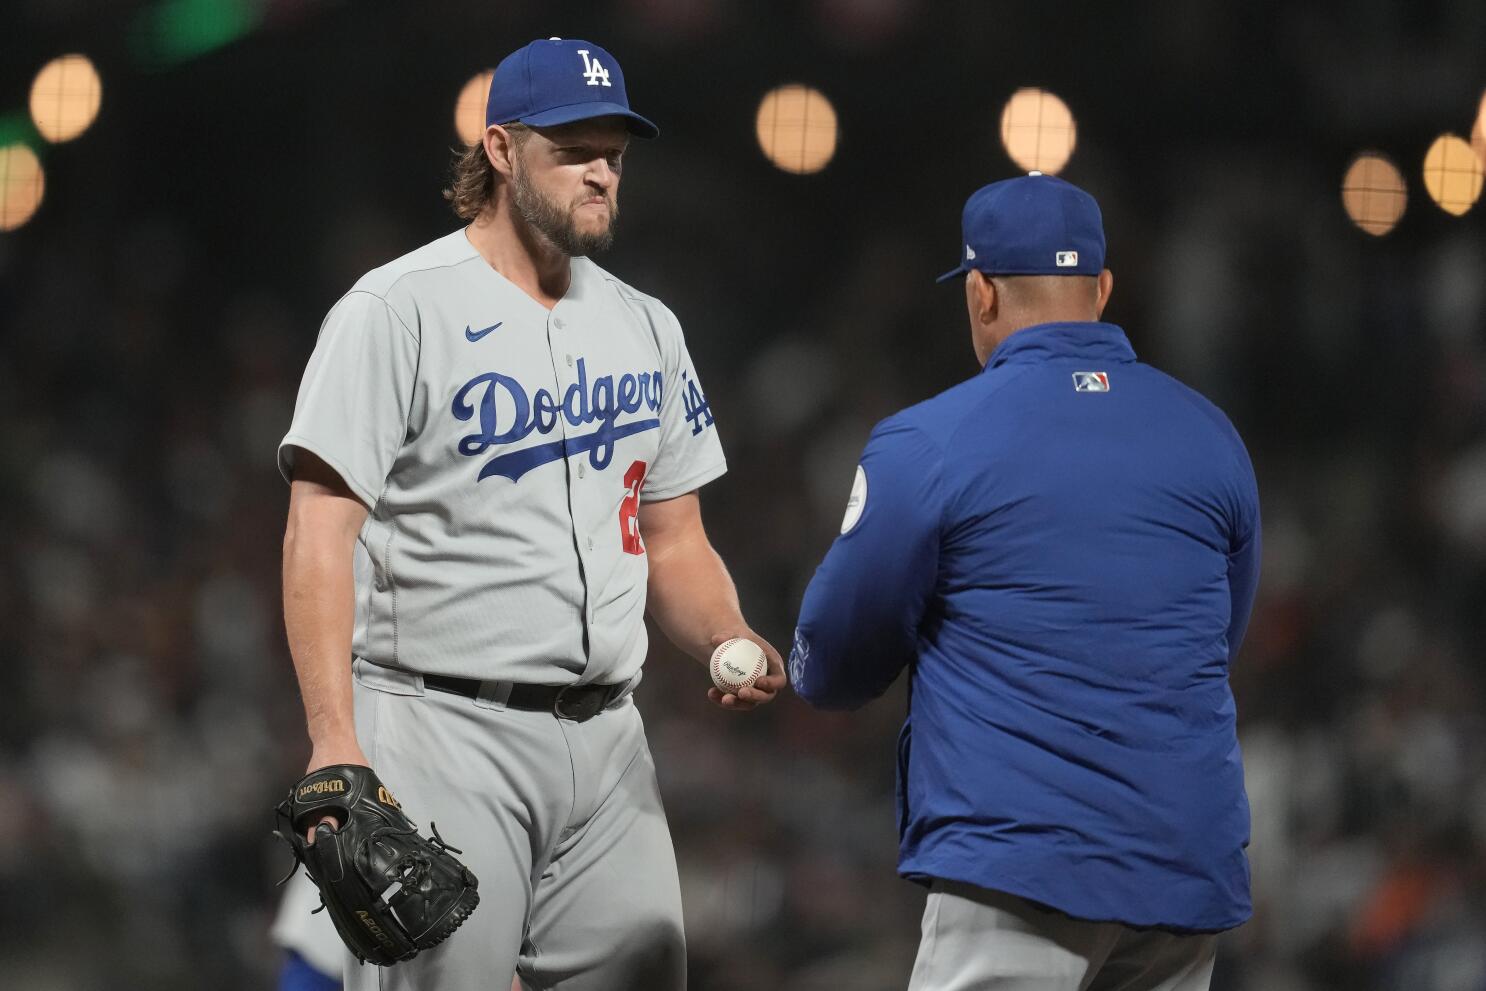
{"left": 706, "top": 632, "right": 786, "bottom": 711}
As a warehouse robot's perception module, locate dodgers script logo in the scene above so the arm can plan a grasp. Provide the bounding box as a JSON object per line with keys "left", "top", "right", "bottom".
{"left": 453, "top": 359, "right": 664, "bottom": 482}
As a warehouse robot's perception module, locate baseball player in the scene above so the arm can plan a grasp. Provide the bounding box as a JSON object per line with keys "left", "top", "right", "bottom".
{"left": 278, "top": 37, "right": 784, "bottom": 991}
{"left": 271, "top": 870, "right": 343, "bottom": 991}
{"left": 789, "top": 174, "right": 1261, "bottom": 990}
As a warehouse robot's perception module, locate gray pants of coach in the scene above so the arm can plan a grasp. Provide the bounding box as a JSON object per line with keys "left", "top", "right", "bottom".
{"left": 346, "top": 659, "right": 686, "bottom": 991}
{"left": 908, "top": 881, "right": 1217, "bottom": 991}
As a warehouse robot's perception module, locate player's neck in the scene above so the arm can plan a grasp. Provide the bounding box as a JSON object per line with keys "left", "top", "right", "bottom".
{"left": 986, "top": 309, "right": 1102, "bottom": 351}
{"left": 465, "top": 208, "right": 571, "bottom": 309}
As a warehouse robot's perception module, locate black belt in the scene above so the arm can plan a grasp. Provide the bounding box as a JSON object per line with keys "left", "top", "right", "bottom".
{"left": 422, "top": 674, "right": 626, "bottom": 723}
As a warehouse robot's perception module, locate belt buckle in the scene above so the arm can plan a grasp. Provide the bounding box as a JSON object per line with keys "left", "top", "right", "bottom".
{"left": 553, "top": 686, "right": 604, "bottom": 722}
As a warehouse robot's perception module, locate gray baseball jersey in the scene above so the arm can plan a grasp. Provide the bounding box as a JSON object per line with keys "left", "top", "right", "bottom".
{"left": 278, "top": 228, "right": 725, "bottom": 684}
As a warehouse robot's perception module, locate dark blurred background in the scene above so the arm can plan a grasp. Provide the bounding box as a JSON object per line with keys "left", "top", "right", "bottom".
{"left": 3, "top": 0, "right": 1485, "bottom": 988}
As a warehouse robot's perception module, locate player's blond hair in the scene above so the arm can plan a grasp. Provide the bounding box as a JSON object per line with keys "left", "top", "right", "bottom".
{"left": 443, "top": 124, "right": 531, "bottom": 221}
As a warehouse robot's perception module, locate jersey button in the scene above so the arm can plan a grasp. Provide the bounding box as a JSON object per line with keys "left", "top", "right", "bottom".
{"left": 587, "top": 537, "right": 595, "bottom": 552}
{"left": 566, "top": 354, "right": 574, "bottom": 367}
{"left": 554, "top": 317, "right": 565, "bottom": 330}
{"left": 578, "top": 462, "right": 587, "bottom": 478}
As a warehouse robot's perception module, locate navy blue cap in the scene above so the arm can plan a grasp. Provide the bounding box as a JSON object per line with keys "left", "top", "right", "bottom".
{"left": 486, "top": 38, "right": 658, "bottom": 139}
{"left": 937, "top": 172, "right": 1105, "bottom": 282}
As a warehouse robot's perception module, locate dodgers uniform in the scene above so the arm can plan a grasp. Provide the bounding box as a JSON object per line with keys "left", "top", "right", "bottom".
{"left": 279, "top": 226, "right": 724, "bottom": 989}
{"left": 790, "top": 175, "right": 1261, "bottom": 990}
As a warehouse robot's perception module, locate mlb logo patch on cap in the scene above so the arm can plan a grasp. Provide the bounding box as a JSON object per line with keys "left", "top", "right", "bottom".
{"left": 1073, "top": 371, "right": 1110, "bottom": 392}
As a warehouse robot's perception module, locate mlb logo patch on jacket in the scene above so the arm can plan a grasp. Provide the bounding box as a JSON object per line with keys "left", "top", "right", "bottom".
{"left": 1073, "top": 371, "right": 1110, "bottom": 392}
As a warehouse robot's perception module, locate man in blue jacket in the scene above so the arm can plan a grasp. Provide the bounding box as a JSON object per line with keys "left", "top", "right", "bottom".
{"left": 789, "top": 173, "right": 1261, "bottom": 991}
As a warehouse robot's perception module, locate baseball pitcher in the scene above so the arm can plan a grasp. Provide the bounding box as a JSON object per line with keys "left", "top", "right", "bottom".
{"left": 276, "top": 37, "right": 784, "bottom": 991}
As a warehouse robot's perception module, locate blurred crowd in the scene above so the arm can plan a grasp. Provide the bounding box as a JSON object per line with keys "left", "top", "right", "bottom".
{"left": 4, "top": 1, "right": 1486, "bottom": 989}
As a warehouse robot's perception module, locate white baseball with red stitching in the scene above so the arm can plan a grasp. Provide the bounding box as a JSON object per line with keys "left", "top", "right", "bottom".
{"left": 710, "top": 638, "right": 767, "bottom": 694}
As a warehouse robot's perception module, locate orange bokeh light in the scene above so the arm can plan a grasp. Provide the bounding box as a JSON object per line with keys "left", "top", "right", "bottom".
{"left": 1000, "top": 88, "right": 1077, "bottom": 174}
{"left": 756, "top": 85, "right": 839, "bottom": 175}
{"left": 29, "top": 54, "right": 102, "bottom": 143}
{"left": 0, "top": 144, "right": 46, "bottom": 231}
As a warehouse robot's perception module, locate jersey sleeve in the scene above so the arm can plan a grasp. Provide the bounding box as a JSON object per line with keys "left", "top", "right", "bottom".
{"left": 277, "top": 290, "right": 420, "bottom": 509}
{"left": 788, "top": 418, "right": 945, "bottom": 709}
{"left": 640, "top": 303, "right": 726, "bottom": 502}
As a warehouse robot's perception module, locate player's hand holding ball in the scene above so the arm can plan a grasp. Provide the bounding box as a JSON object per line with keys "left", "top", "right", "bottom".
{"left": 707, "top": 633, "right": 785, "bottom": 710}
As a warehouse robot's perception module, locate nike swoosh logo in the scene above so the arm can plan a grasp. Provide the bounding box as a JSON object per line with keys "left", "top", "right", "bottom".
{"left": 465, "top": 321, "right": 503, "bottom": 342}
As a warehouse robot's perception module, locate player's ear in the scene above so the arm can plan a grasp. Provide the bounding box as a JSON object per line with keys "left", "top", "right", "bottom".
{"left": 967, "top": 270, "right": 997, "bottom": 324}
{"left": 1095, "top": 269, "right": 1114, "bottom": 318}
{"left": 485, "top": 125, "right": 519, "bottom": 181}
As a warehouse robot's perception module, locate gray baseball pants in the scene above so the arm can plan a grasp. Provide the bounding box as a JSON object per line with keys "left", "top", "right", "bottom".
{"left": 345, "top": 658, "right": 686, "bottom": 991}
{"left": 908, "top": 881, "right": 1217, "bottom": 991}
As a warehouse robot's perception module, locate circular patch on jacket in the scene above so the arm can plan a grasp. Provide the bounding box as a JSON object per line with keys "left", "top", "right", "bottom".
{"left": 841, "top": 465, "right": 867, "bottom": 534}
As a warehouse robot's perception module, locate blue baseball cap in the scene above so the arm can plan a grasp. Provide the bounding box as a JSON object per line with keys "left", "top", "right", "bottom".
{"left": 486, "top": 38, "right": 659, "bottom": 139}
{"left": 937, "top": 172, "right": 1105, "bottom": 282}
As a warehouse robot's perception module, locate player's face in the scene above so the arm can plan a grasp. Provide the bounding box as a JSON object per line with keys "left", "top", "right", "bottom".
{"left": 511, "top": 118, "right": 629, "bottom": 257}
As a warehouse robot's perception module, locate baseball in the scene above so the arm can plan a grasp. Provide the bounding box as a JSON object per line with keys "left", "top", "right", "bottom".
{"left": 710, "top": 638, "right": 768, "bottom": 694}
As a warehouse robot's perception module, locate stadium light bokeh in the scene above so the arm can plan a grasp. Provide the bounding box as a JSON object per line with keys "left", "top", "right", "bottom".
{"left": 1422, "top": 133, "right": 1483, "bottom": 216}
{"left": 0, "top": 112, "right": 38, "bottom": 150}
{"left": 454, "top": 71, "right": 495, "bottom": 146}
{"left": 0, "top": 143, "right": 46, "bottom": 231}
{"left": 1000, "top": 88, "right": 1076, "bottom": 175}
{"left": 130, "top": 0, "right": 262, "bottom": 69}
{"left": 755, "top": 85, "right": 838, "bottom": 175}
{"left": 1341, "top": 152, "right": 1407, "bottom": 237}
{"left": 29, "top": 54, "right": 102, "bottom": 144}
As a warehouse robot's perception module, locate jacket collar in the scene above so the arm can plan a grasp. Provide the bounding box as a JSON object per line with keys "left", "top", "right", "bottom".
{"left": 985, "top": 322, "right": 1136, "bottom": 371}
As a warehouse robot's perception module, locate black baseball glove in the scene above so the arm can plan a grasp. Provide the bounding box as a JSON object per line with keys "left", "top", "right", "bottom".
{"left": 273, "top": 764, "right": 480, "bottom": 966}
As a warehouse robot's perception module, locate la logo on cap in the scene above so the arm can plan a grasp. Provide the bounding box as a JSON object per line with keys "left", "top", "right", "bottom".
{"left": 577, "top": 49, "right": 612, "bottom": 87}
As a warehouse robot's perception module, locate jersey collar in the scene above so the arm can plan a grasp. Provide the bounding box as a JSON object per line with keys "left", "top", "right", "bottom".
{"left": 984, "top": 321, "right": 1136, "bottom": 371}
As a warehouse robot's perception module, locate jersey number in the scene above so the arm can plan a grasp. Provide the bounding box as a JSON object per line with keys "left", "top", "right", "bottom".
{"left": 619, "top": 460, "right": 648, "bottom": 555}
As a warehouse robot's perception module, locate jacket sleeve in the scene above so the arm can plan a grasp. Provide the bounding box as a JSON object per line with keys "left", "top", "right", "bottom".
{"left": 1225, "top": 444, "right": 1262, "bottom": 660}
{"left": 788, "top": 418, "right": 944, "bottom": 710}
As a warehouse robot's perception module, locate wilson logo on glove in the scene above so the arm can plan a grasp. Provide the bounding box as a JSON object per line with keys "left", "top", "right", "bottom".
{"left": 297, "top": 777, "right": 347, "bottom": 801}
{"left": 274, "top": 764, "right": 480, "bottom": 967}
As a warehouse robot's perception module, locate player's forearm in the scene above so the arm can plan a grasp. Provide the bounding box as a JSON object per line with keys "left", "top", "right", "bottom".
{"left": 282, "top": 520, "right": 360, "bottom": 750}
{"left": 646, "top": 532, "right": 745, "bottom": 662}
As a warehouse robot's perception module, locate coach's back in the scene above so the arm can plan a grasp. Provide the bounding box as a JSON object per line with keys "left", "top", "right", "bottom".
{"left": 904, "top": 320, "right": 1255, "bottom": 930}
{"left": 789, "top": 175, "right": 1260, "bottom": 941}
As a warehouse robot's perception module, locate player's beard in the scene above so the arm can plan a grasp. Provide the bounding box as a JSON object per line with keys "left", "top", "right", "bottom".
{"left": 510, "top": 158, "right": 618, "bottom": 257}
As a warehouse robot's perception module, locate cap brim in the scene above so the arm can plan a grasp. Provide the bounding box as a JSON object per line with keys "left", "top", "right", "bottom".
{"left": 518, "top": 103, "right": 660, "bottom": 139}
{"left": 935, "top": 264, "right": 970, "bottom": 284}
